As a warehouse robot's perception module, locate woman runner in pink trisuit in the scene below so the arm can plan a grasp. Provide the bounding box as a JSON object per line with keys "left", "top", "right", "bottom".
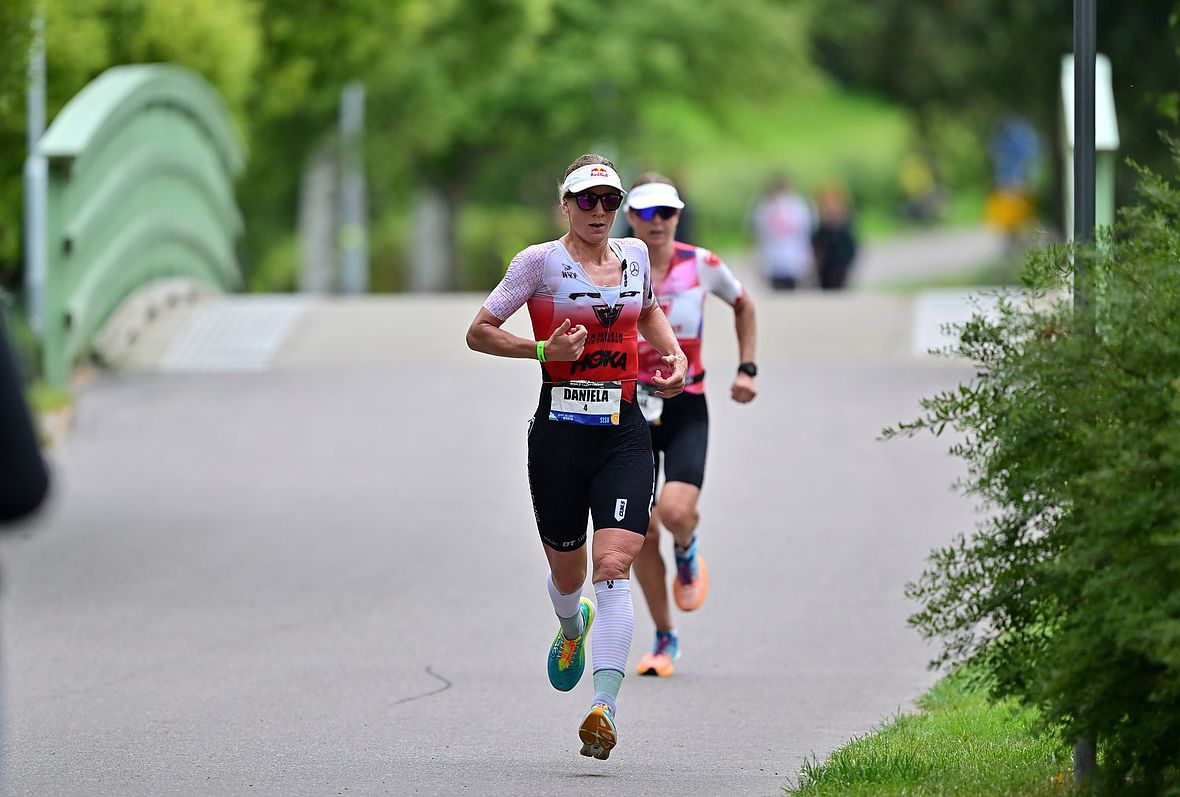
{"left": 626, "top": 172, "right": 758, "bottom": 677}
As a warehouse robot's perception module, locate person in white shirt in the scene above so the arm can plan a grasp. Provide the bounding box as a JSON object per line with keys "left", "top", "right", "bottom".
{"left": 752, "top": 175, "right": 814, "bottom": 290}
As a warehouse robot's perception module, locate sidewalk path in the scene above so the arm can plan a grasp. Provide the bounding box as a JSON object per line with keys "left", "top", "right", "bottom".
{"left": 1, "top": 291, "right": 978, "bottom": 795}
{"left": 850, "top": 225, "right": 1009, "bottom": 288}
{"left": 726, "top": 224, "right": 1008, "bottom": 292}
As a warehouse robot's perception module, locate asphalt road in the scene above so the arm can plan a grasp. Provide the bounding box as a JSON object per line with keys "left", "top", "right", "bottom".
{"left": 1, "top": 291, "right": 977, "bottom": 796}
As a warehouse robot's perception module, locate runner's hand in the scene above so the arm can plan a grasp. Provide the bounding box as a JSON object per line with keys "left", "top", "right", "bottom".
{"left": 544, "top": 319, "right": 587, "bottom": 361}
{"left": 651, "top": 351, "right": 688, "bottom": 398}
{"left": 732, "top": 372, "right": 757, "bottom": 403}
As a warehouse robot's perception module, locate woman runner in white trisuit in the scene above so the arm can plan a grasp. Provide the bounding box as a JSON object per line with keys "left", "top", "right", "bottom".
{"left": 466, "top": 155, "right": 688, "bottom": 759}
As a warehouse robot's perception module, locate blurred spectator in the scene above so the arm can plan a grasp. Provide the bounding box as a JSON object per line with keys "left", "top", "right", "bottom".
{"left": 989, "top": 114, "right": 1041, "bottom": 192}
{"left": 0, "top": 314, "right": 49, "bottom": 522}
{"left": 984, "top": 115, "right": 1041, "bottom": 244}
{"left": 752, "top": 175, "right": 814, "bottom": 290}
{"left": 811, "top": 183, "right": 858, "bottom": 290}
{"left": 898, "top": 153, "right": 945, "bottom": 224}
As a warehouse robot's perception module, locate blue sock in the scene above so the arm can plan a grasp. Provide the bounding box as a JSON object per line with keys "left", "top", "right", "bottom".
{"left": 674, "top": 535, "right": 699, "bottom": 581}
{"left": 655, "top": 629, "right": 679, "bottom": 659}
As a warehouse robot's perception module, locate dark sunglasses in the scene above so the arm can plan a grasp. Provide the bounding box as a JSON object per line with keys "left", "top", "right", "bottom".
{"left": 569, "top": 191, "right": 624, "bottom": 212}
{"left": 634, "top": 206, "right": 679, "bottom": 221}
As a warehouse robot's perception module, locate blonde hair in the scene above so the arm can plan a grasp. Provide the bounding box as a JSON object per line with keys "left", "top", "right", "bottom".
{"left": 630, "top": 171, "right": 674, "bottom": 190}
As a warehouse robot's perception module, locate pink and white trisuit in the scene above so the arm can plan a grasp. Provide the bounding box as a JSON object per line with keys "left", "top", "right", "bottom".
{"left": 637, "top": 241, "right": 745, "bottom": 392}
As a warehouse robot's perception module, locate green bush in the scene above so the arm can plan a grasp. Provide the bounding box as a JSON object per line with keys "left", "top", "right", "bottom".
{"left": 887, "top": 150, "right": 1180, "bottom": 792}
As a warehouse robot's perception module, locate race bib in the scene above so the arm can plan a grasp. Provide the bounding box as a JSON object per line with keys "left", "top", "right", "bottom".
{"left": 636, "top": 383, "right": 664, "bottom": 425}
{"left": 550, "top": 380, "right": 622, "bottom": 426}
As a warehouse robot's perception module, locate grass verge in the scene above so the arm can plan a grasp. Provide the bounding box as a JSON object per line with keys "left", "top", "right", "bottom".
{"left": 785, "top": 668, "right": 1072, "bottom": 796}
{"left": 28, "top": 382, "right": 73, "bottom": 413}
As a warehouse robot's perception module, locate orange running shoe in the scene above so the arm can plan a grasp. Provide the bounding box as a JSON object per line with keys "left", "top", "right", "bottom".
{"left": 578, "top": 703, "right": 617, "bottom": 760}
{"left": 636, "top": 630, "right": 680, "bottom": 677}
{"left": 672, "top": 537, "right": 708, "bottom": 612}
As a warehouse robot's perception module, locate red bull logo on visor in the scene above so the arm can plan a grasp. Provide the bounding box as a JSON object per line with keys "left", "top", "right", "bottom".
{"left": 590, "top": 167, "right": 609, "bottom": 178}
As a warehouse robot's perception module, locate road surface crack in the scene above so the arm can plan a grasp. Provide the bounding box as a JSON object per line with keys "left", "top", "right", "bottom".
{"left": 393, "top": 665, "right": 452, "bottom": 706}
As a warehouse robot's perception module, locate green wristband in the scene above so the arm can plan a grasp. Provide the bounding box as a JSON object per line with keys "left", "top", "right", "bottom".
{"left": 537, "top": 340, "right": 547, "bottom": 363}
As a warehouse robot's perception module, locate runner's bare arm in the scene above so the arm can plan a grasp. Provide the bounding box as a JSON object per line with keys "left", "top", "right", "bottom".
{"left": 466, "top": 308, "right": 587, "bottom": 362}
{"left": 732, "top": 290, "right": 758, "bottom": 403}
{"left": 637, "top": 303, "right": 688, "bottom": 398}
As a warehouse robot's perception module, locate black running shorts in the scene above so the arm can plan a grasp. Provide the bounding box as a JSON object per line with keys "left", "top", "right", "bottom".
{"left": 527, "top": 392, "right": 654, "bottom": 551}
{"left": 650, "top": 392, "right": 709, "bottom": 489}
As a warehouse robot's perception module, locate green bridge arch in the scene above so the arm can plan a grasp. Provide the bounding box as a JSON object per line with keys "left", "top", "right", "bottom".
{"left": 38, "top": 64, "right": 245, "bottom": 386}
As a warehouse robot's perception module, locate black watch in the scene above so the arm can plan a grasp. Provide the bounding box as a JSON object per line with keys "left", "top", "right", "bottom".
{"left": 737, "top": 361, "right": 758, "bottom": 378}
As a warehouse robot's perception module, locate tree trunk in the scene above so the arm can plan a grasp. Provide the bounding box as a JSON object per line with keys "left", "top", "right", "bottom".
{"left": 407, "top": 188, "right": 450, "bottom": 292}
{"left": 407, "top": 178, "right": 468, "bottom": 292}
{"left": 298, "top": 143, "right": 337, "bottom": 293}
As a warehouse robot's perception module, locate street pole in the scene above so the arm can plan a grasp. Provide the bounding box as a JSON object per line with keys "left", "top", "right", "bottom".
{"left": 1072, "top": 0, "right": 1097, "bottom": 779}
{"left": 338, "top": 81, "right": 369, "bottom": 295}
{"left": 1073, "top": 0, "right": 1096, "bottom": 310}
{"left": 23, "top": 8, "right": 48, "bottom": 335}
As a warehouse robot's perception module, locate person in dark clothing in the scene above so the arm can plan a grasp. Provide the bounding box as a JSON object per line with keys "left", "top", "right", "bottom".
{"left": 0, "top": 314, "right": 50, "bottom": 522}
{"left": 811, "top": 184, "right": 857, "bottom": 291}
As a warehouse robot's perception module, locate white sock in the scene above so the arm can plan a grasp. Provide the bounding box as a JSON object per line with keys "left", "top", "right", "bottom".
{"left": 546, "top": 572, "right": 583, "bottom": 639}
{"left": 591, "top": 578, "right": 634, "bottom": 714}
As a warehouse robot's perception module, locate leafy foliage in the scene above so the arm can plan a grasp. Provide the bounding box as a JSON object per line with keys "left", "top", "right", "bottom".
{"left": 0, "top": 0, "right": 261, "bottom": 288}
{"left": 810, "top": 0, "right": 1180, "bottom": 203}
{"left": 887, "top": 149, "right": 1180, "bottom": 790}
{"left": 244, "top": 0, "right": 813, "bottom": 286}
{"left": 0, "top": 0, "right": 34, "bottom": 288}
{"left": 9, "top": 1, "right": 1180, "bottom": 292}
{"left": 1, "top": 0, "right": 816, "bottom": 291}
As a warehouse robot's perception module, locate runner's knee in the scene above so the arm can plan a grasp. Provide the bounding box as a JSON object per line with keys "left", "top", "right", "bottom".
{"left": 594, "top": 551, "right": 635, "bottom": 581}
{"left": 549, "top": 562, "right": 587, "bottom": 594}
{"left": 658, "top": 499, "right": 696, "bottom": 533}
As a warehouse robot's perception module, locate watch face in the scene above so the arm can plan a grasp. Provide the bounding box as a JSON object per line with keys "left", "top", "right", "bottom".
{"left": 738, "top": 362, "right": 757, "bottom": 377}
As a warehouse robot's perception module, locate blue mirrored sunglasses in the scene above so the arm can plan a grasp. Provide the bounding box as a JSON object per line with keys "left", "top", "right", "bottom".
{"left": 634, "top": 206, "right": 679, "bottom": 221}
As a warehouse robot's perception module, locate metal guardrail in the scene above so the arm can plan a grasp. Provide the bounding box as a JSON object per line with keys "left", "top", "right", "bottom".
{"left": 37, "top": 64, "right": 245, "bottom": 386}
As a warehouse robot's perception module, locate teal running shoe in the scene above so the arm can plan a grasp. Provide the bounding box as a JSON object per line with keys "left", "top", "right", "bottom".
{"left": 547, "top": 596, "right": 594, "bottom": 691}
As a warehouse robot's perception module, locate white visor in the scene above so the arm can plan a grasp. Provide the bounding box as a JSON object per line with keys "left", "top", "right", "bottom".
{"left": 625, "top": 182, "right": 685, "bottom": 211}
{"left": 562, "top": 163, "right": 626, "bottom": 195}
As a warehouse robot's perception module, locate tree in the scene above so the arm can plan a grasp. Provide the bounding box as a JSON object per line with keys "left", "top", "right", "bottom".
{"left": 246, "top": 0, "right": 810, "bottom": 289}
{"left": 888, "top": 150, "right": 1180, "bottom": 789}
{"left": 810, "top": 0, "right": 1180, "bottom": 213}
{"left": 400, "top": 0, "right": 808, "bottom": 287}
{"left": 3, "top": 0, "right": 815, "bottom": 293}
{"left": 0, "top": 0, "right": 261, "bottom": 292}
{"left": 0, "top": 0, "right": 34, "bottom": 289}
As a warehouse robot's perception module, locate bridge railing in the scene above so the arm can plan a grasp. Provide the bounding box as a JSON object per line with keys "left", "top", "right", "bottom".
{"left": 38, "top": 64, "right": 245, "bottom": 386}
